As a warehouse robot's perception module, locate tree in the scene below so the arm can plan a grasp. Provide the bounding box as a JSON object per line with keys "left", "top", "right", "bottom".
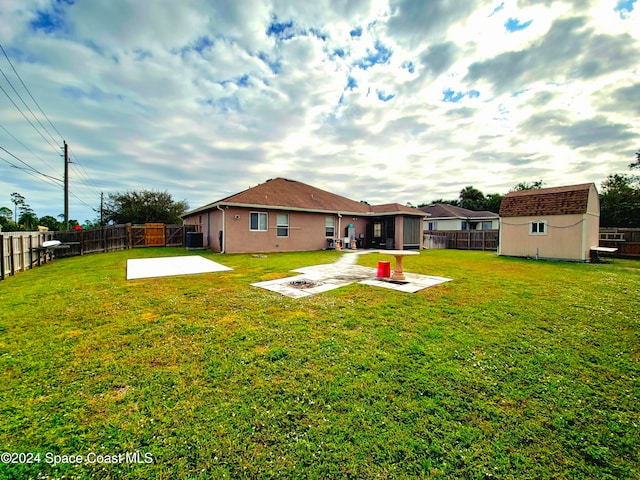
{"left": 599, "top": 173, "right": 640, "bottom": 228}
{"left": 629, "top": 150, "right": 640, "bottom": 170}
{"left": 10, "top": 192, "right": 26, "bottom": 222}
{"left": 423, "top": 198, "right": 459, "bottom": 207}
{"left": 0, "top": 206, "right": 13, "bottom": 231}
{"left": 0, "top": 206, "right": 11, "bottom": 223}
{"left": 459, "top": 186, "right": 486, "bottom": 211}
{"left": 104, "top": 190, "right": 189, "bottom": 225}
{"left": 484, "top": 193, "right": 503, "bottom": 213}
{"left": 38, "top": 215, "right": 61, "bottom": 231}
{"left": 511, "top": 180, "right": 544, "bottom": 192}
{"left": 18, "top": 209, "right": 38, "bottom": 230}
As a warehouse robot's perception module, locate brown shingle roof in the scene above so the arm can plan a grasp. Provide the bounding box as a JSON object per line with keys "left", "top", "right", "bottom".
{"left": 499, "top": 183, "right": 593, "bottom": 217}
{"left": 185, "top": 178, "right": 426, "bottom": 217}
{"left": 220, "top": 178, "right": 371, "bottom": 213}
{"left": 370, "top": 203, "right": 426, "bottom": 215}
{"left": 420, "top": 203, "right": 498, "bottom": 219}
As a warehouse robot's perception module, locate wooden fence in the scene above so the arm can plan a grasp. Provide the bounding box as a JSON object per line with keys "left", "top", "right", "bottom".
{"left": 1, "top": 224, "right": 198, "bottom": 280}
{"left": 424, "top": 230, "right": 499, "bottom": 251}
{"left": 0, "top": 232, "right": 52, "bottom": 281}
{"left": 599, "top": 228, "right": 640, "bottom": 258}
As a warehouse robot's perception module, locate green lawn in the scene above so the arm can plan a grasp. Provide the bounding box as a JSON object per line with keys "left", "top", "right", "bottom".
{"left": 1, "top": 248, "right": 638, "bottom": 479}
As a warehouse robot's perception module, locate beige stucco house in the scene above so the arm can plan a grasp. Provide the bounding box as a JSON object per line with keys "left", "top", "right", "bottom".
{"left": 498, "top": 183, "right": 600, "bottom": 261}
{"left": 182, "top": 178, "right": 426, "bottom": 254}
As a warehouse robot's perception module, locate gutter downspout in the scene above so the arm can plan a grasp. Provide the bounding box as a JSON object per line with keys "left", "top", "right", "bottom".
{"left": 217, "top": 205, "right": 225, "bottom": 253}
{"left": 337, "top": 212, "right": 342, "bottom": 247}
{"left": 207, "top": 210, "right": 211, "bottom": 249}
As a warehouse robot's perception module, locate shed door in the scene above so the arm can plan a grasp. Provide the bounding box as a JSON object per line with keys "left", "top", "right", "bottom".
{"left": 403, "top": 217, "right": 421, "bottom": 249}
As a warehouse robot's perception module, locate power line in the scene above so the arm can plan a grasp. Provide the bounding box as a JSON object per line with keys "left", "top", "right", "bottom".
{"left": 0, "top": 145, "right": 62, "bottom": 184}
{"left": 0, "top": 65, "right": 60, "bottom": 147}
{"left": 0, "top": 153, "right": 63, "bottom": 190}
{"left": 0, "top": 44, "right": 99, "bottom": 219}
{"left": 69, "top": 147, "right": 102, "bottom": 195}
{"left": 0, "top": 43, "right": 64, "bottom": 141}
{"left": 0, "top": 123, "right": 60, "bottom": 178}
{"left": 0, "top": 82, "right": 61, "bottom": 155}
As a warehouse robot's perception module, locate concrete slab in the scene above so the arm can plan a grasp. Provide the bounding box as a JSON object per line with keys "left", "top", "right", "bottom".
{"left": 360, "top": 274, "right": 452, "bottom": 293}
{"left": 251, "top": 253, "right": 452, "bottom": 298}
{"left": 126, "top": 255, "right": 232, "bottom": 280}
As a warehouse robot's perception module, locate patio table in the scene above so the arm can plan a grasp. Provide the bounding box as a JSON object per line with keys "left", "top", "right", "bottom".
{"left": 377, "top": 249, "right": 419, "bottom": 281}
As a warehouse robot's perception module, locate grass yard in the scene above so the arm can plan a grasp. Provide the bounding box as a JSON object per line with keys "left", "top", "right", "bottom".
{"left": 1, "top": 248, "right": 638, "bottom": 479}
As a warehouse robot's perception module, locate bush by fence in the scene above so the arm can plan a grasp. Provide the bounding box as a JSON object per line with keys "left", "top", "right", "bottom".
{"left": 1, "top": 224, "right": 198, "bottom": 280}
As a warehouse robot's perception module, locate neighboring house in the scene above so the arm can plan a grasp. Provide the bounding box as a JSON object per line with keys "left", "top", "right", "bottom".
{"left": 420, "top": 204, "right": 499, "bottom": 231}
{"left": 182, "top": 178, "right": 426, "bottom": 253}
{"left": 498, "top": 183, "right": 600, "bottom": 261}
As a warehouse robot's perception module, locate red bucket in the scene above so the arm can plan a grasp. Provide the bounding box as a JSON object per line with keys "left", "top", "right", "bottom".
{"left": 377, "top": 261, "right": 391, "bottom": 278}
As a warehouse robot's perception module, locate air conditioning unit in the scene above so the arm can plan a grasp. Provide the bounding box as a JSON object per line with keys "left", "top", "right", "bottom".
{"left": 186, "top": 232, "right": 204, "bottom": 250}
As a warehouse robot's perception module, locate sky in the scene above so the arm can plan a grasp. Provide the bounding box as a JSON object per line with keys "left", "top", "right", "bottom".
{"left": 0, "top": 0, "right": 638, "bottom": 224}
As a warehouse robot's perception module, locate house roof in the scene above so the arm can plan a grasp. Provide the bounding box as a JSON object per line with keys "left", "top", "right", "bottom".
{"left": 184, "top": 178, "right": 425, "bottom": 217}
{"left": 499, "top": 183, "right": 594, "bottom": 217}
{"left": 371, "top": 203, "right": 426, "bottom": 215}
{"left": 419, "top": 203, "right": 498, "bottom": 220}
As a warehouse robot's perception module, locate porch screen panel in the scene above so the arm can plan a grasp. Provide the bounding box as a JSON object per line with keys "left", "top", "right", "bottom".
{"left": 403, "top": 217, "right": 421, "bottom": 248}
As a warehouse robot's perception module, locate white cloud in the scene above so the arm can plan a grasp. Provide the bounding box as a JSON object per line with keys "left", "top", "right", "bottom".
{"left": 0, "top": 0, "right": 639, "bottom": 223}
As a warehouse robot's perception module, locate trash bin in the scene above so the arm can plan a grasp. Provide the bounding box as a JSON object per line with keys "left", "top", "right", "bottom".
{"left": 377, "top": 261, "right": 391, "bottom": 278}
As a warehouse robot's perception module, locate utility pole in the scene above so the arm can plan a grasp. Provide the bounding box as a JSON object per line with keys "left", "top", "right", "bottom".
{"left": 100, "top": 192, "right": 104, "bottom": 225}
{"left": 64, "top": 140, "right": 69, "bottom": 230}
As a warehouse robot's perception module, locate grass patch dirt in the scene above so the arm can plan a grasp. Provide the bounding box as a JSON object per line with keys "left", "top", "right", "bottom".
{"left": 1, "top": 248, "right": 638, "bottom": 479}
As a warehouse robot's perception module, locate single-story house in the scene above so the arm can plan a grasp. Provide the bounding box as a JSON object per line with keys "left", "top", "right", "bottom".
{"left": 420, "top": 204, "right": 499, "bottom": 231}
{"left": 182, "top": 178, "right": 426, "bottom": 253}
{"left": 498, "top": 183, "right": 600, "bottom": 261}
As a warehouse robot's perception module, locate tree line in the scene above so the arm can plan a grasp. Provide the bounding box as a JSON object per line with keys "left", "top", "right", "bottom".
{"left": 0, "top": 190, "right": 188, "bottom": 232}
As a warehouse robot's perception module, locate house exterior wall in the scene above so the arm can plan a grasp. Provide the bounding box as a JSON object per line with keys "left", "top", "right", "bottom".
{"left": 394, "top": 215, "right": 404, "bottom": 250}
{"left": 480, "top": 219, "right": 500, "bottom": 230}
{"left": 218, "top": 207, "right": 372, "bottom": 254}
{"left": 499, "top": 213, "right": 588, "bottom": 260}
{"left": 424, "top": 219, "right": 461, "bottom": 230}
{"left": 183, "top": 209, "right": 224, "bottom": 252}
{"left": 185, "top": 207, "right": 423, "bottom": 253}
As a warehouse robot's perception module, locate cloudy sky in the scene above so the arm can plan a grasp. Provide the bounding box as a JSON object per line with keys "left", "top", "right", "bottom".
{"left": 0, "top": 0, "right": 638, "bottom": 223}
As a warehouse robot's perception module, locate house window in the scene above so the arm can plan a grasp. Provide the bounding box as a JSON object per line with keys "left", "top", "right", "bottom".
{"left": 276, "top": 214, "right": 289, "bottom": 237}
{"left": 481, "top": 221, "right": 493, "bottom": 230}
{"left": 373, "top": 223, "right": 382, "bottom": 237}
{"left": 250, "top": 212, "right": 267, "bottom": 231}
{"left": 461, "top": 221, "right": 468, "bottom": 230}
{"left": 530, "top": 221, "right": 547, "bottom": 235}
{"left": 427, "top": 221, "right": 437, "bottom": 231}
{"left": 325, "top": 216, "right": 335, "bottom": 237}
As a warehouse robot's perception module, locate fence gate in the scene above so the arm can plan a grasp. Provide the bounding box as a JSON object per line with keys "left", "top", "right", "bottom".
{"left": 130, "top": 223, "right": 166, "bottom": 247}
{"left": 166, "top": 225, "right": 185, "bottom": 246}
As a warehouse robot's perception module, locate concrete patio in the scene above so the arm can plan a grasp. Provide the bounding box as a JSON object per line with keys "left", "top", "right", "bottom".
{"left": 251, "top": 250, "right": 452, "bottom": 298}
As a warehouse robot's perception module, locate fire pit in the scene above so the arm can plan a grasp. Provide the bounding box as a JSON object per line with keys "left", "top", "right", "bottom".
{"left": 288, "top": 279, "right": 322, "bottom": 289}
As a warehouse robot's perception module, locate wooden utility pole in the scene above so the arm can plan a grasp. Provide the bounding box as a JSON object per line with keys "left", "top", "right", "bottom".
{"left": 64, "top": 140, "right": 69, "bottom": 230}
{"left": 100, "top": 192, "right": 104, "bottom": 225}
